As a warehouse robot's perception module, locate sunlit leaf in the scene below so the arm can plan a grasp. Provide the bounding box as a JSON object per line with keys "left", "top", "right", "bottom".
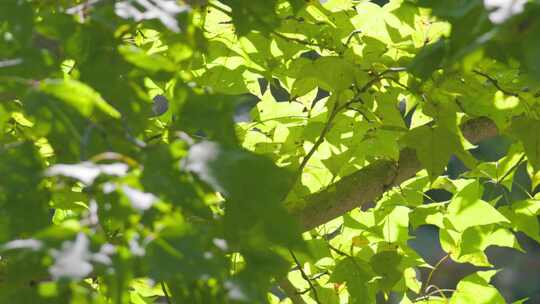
{"left": 446, "top": 180, "right": 509, "bottom": 231}
{"left": 449, "top": 270, "right": 505, "bottom": 304}
{"left": 39, "top": 79, "right": 121, "bottom": 118}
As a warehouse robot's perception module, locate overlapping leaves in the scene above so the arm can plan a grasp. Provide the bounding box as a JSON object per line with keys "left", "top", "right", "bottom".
{"left": 1, "top": 0, "right": 540, "bottom": 303}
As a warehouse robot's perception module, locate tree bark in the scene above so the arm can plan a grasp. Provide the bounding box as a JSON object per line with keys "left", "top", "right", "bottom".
{"left": 292, "top": 117, "right": 499, "bottom": 231}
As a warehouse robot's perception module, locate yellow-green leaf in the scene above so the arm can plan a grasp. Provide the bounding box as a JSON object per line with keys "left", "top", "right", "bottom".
{"left": 39, "top": 79, "right": 121, "bottom": 119}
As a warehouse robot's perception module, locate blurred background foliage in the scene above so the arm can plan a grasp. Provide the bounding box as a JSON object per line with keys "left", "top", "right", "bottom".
{"left": 1, "top": 0, "right": 540, "bottom": 303}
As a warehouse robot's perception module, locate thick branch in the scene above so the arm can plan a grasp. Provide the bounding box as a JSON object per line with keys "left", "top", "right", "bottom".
{"left": 292, "top": 117, "right": 498, "bottom": 231}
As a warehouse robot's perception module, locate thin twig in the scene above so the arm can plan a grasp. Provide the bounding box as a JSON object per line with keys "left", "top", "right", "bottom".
{"left": 289, "top": 250, "right": 322, "bottom": 304}
{"left": 379, "top": 76, "right": 414, "bottom": 92}
{"left": 335, "top": 67, "right": 407, "bottom": 114}
{"left": 327, "top": 243, "right": 352, "bottom": 258}
{"left": 473, "top": 69, "right": 518, "bottom": 97}
{"left": 297, "top": 288, "right": 312, "bottom": 295}
{"left": 310, "top": 270, "right": 329, "bottom": 281}
{"left": 296, "top": 271, "right": 329, "bottom": 294}
{"left": 421, "top": 254, "right": 449, "bottom": 295}
{"left": 246, "top": 115, "right": 308, "bottom": 129}
{"left": 278, "top": 278, "right": 308, "bottom": 304}
{"left": 290, "top": 67, "right": 407, "bottom": 189}
{"left": 357, "top": 67, "right": 407, "bottom": 94}
{"left": 414, "top": 288, "right": 455, "bottom": 302}
{"left": 272, "top": 31, "right": 328, "bottom": 49}
{"left": 295, "top": 102, "right": 340, "bottom": 180}
{"left": 236, "top": 2, "right": 334, "bottom": 51}
{"left": 345, "top": 29, "right": 363, "bottom": 46}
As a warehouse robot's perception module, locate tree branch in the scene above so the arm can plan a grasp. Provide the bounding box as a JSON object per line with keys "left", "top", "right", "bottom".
{"left": 291, "top": 116, "right": 499, "bottom": 231}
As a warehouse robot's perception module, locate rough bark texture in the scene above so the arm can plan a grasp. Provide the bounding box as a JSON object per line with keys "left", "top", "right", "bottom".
{"left": 293, "top": 117, "right": 499, "bottom": 231}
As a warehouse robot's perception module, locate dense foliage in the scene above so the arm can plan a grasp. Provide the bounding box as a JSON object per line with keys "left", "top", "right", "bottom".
{"left": 1, "top": 0, "right": 540, "bottom": 303}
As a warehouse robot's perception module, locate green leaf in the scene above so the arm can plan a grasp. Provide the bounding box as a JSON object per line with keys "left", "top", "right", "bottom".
{"left": 3, "top": 0, "right": 540, "bottom": 301}
{"left": 446, "top": 180, "right": 509, "bottom": 231}
{"left": 408, "top": 39, "right": 447, "bottom": 80}
{"left": 291, "top": 56, "right": 355, "bottom": 94}
{"left": 370, "top": 250, "right": 403, "bottom": 291}
{"left": 460, "top": 225, "right": 523, "bottom": 257}
{"left": 141, "top": 144, "right": 211, "bottom": 218}
{"left": 305, "top": 238, "right": 331, "bottom": 264}
{"left": 177, "top": 92, "right": 240, "bottom": 146}
{"left": 220, "top": 0, "right": 279, "bottom": 36}
{"left": 449, "top": 270, "right": 505, "bottom": 304}
{"left": 0, "top": 105, "right": 9, "bottom": 134}
{"left": 498, "top": 199, "right": 540, "bottom": 242}
{"left": 0, "top": 142, "right": 50, "bottom": 242}
{"left": 315, "top": 287, "right": 339, "bottom": 304}
{"left": 509, "top": 116, "right": 540, "bottom": 171}
{"left": 39, "top": 79, "right": 121, "bottom": 118}
{"left": 375, "top": 206, "right": 410, "bottom": 244}
{"left": 184, "top": 141, "right": 302, "bottom": 248}
{"left": 410, "top": 203, "right": 445, "bottom": 229}
{"left": 329, "top": 257, "right": 376, "bottom": 303}
{"left": 416, "top": 0, "right": 481, "bottom": 19}
{"left": 440, "top": 228, "right": 491, "bottom": 267}
{"left": 0, "top": 0, "right": 34, "bottom": 45}
{"left": 118, "top": 45, "right": 177, "bottom": 72}
{"left": 403, "top": 267, "right": 422, "bottom": 294}
{"left": 401, "top": 124, "right": 461, "bottom": 180}
{"left": 144, "top": 218, "right": 222, "bottom": 281}
{"left": 466, "top": 144, "right": 524, "bottom": 189}
{"left": 288, "top": 0, "right": 307, "bottom": 13}
{"left": 518, "top": 18, "right": 540, "bottom": 79}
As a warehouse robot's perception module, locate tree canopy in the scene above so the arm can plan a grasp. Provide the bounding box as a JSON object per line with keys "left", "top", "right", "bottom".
{"left": 1, "top": 0, "right": 540, "bottom": 303}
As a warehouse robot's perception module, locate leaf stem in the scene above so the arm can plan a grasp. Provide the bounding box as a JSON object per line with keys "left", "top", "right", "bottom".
{"left": 327, "top": 242, "right": 351, "bottom": 257}
{"left": 345, "top": 29, "right": 363, "bottom": 46}
{"left": 421, "top": 254, "right": 449, "bottom": 295}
